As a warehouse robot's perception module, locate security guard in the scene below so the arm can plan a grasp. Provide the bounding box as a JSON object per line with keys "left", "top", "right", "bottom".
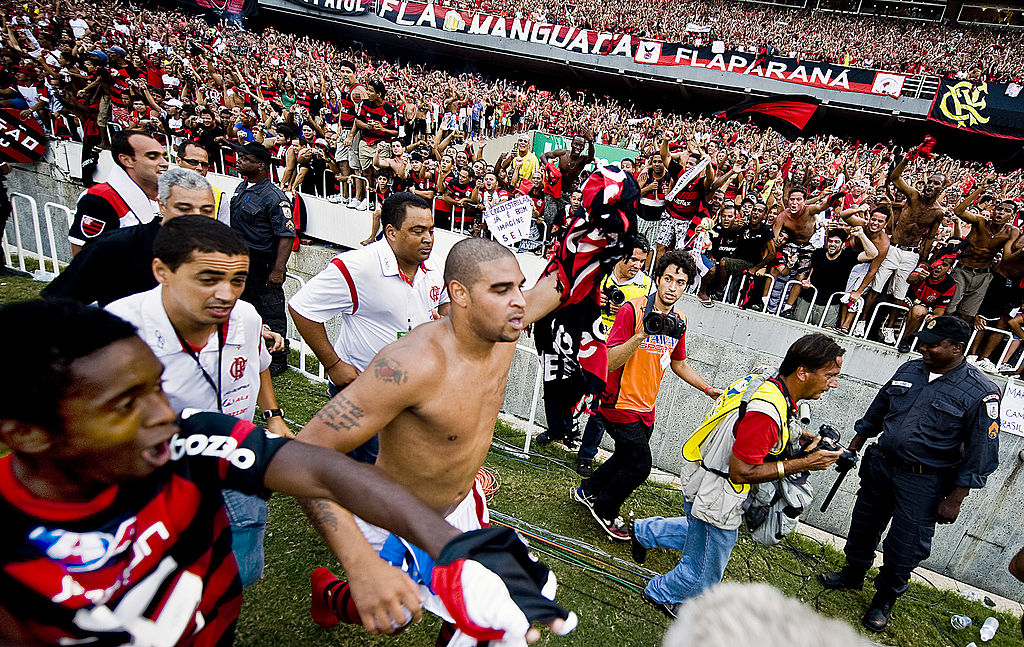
{"left": 229, "top": 142, "right": 296, "bottom": 376}
{"left": 819, "top": 316, "right": 1000, "bottom": 633}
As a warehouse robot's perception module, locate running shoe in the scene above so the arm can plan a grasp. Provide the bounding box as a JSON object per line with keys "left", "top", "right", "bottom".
{"left": 880, "top": 328, "right": 896, "bottom": 345}
{"left": 975, "top": 358, "right": 997, "bottom": 373}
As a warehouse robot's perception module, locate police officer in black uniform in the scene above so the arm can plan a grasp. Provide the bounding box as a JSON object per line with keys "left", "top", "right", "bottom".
{"left": 229, "top": 142, "right": 296, "bottom": 376}
{"left": 818, "top": 316, "right": 1000, "bottom": 632}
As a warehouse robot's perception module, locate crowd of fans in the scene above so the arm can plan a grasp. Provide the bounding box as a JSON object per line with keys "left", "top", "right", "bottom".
{"left": 3, "top": 0, "right": 1024, "bottom": 374}
{"left": 441, "top": 0, "right": 1024, "bottom": 82}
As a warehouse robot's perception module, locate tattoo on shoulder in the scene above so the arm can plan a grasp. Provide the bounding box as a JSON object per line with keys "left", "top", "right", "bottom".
{"left": 317, "top": 394, "right": 364, "bottom": 433}
{"left": 373, "top": 357, "right": 408, "bottom": 385}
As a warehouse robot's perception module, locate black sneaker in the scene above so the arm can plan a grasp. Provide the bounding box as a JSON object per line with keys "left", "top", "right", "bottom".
{"left": 576, "top": 459, "right": 593, "bottom": 477}
{"left": 896, "top": 339, "right": 912, "bottom": 354}
{"left": 572, "top": 485, "right": 595, "bottom": 509}
{"left": 594, "top": 514, "right": 629, "bottom": 541}
{"left": 780, "top": 305, "right": 797, "bottom": 320}
{"left": 536, "top": 432, "right": 555, "bottom": 446}
{"left": 641, "top": 590, "right": 679, "bottom": 620}
{"left": 628, "top": 520, "right": 647, "bottom": 564}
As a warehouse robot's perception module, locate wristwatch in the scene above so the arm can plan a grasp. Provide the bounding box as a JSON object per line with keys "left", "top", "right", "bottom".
{"left": 262, "top": 408, "right": 284, "bottom": 421}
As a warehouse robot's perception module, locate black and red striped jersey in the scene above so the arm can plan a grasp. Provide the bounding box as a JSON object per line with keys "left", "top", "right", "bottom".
{"left": 0, "top": 412, "right": 288, "bottom": 647}
{"left": 409, "top": 168, "right": 436, "bottom": 195}
{"left": 356, "top": 101, "right": 398, "bottom": 145}
{"left": 909, "top": 274, "right": 956, "bottom": 308}
{"left": 336, "top": 84, "right": 364, "bottom": 130}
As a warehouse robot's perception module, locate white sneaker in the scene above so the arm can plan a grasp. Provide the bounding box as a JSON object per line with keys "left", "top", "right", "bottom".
{"left": 852, "top": 322, "right": 866, "bottom": 338}
{"left": 346, "top": 197, "right": 359, "bottom": 208}
{"left": 356, "top": 198, "right": 369, "bottom": 211}
{"left": 327, "top": 194, "right": 345, "bottom": 203}
{"left": 975, "top": 358, "right": 997, "bottom": 373}
{"left": 881, "top": 328, "right": 896, "bottom": 345}
{"left": 998, "top": 363, "right": 1016, "bottom": 374}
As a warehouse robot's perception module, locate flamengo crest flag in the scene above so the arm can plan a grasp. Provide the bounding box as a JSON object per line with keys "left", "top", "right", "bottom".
{"left": 928, "top": 78, "right": 1024, "bottom": 141}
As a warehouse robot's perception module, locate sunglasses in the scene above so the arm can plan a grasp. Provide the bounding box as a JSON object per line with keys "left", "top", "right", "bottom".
{"left": 181, "top": 158, "right": 210, "bottom": 169}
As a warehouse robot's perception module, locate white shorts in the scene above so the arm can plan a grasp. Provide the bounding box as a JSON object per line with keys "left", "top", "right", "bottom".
{"left": 353, "top": 479, "right": 489, "bottom": 621}
{"left": 870, "top": 246, "right": 919, "bottom": 300}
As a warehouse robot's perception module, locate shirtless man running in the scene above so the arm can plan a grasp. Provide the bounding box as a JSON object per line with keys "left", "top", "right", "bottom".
{"left": 539, "top": 129, "right": 595, "bottom": 221}
{"left": 947, "top": 175, "right": 1019, "bottom": 322}
{"left": 770, "top": 186, "right": 831, "bottom": 316}
{"left": 295, "top": 238, "right": 580, "bottom": 641}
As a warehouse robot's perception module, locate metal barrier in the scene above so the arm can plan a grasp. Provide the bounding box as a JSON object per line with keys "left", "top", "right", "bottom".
{"left": 42, "top": 202, "right": 74, "bottom": 276}
{"left": 816, "top": 291, "right": 848, "bottom": 327}
{"left": 967, "top": 325, "right": 1015, "bottom": 368}
{"left": 4, "top": 193, "right": 58, "bottom": 276}
{"left": 864, "top": 302, "right": 909, "bottom": 345}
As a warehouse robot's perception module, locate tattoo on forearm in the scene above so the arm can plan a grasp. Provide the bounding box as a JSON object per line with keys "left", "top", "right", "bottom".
{"left": 300, "top": 498, "right": 339, "bottom": 533}
{"left": 372, "top": 357, "right": 407, "bottom": 385}
{"left": 316, "top": 394, "right": 364, "bottom": 433}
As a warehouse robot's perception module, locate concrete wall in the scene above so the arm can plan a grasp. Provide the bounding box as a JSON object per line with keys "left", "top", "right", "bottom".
{"left": 6, "top": 156, "right": 1024, "bottom": 599}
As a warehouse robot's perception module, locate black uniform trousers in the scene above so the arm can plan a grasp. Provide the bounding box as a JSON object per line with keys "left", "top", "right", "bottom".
{"left": 242, "top": 249, "right": 289, "bottom": 371}
{"left": 583, "top": 415, "right": 654, "bottom": 520}
{"left": 844, "top": 444, "right": 953, "bottom": 597}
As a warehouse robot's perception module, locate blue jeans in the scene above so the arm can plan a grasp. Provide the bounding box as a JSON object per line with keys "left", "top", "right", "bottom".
{"left": 222, "top": 489, "right": 269, "bottom": 588}
{"left": 577, "top": 414, "right": 605, "bottom": 462}
{"left": 327, "top": 380, "right": 379, "bottom": 464}
{"left": 636, "top": 499, "right": 738, "bottom": 604}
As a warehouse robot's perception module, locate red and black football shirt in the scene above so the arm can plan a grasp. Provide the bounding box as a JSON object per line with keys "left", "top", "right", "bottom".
{"left": 0, "top": 412, "right": 288, "bottom": 647}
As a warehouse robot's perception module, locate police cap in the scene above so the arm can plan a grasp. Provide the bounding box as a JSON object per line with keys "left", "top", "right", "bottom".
{"left": 914, "top": 315, "right": 971, "bottom": 345}
{"left": 230, "top": 142, "right": 273, "bottom": 165}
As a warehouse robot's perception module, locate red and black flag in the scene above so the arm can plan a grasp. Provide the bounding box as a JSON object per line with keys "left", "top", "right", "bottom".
{"left": 290, "top": 192, "right": 308, "bottom": 251}
{"left": 0, "top": 108, "right": 46, "bottom": 163}
{"left": 714, "top": 95, "right": 820, "bottom": 139}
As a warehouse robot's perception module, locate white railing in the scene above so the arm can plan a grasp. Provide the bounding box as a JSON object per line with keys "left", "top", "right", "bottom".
{"left": 3, "top": 193, "right": 65, "bottom": 278}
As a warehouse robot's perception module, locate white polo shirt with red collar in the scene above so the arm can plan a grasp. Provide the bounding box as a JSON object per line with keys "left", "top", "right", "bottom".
{"left": 288, "top": 238, "right": 448, "bottom": 372}
{"left": 106, "top": 285, "right": 271, "bottom": 421}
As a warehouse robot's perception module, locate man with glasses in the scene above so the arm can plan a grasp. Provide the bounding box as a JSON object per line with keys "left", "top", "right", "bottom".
{"left": 175, "top": 139, "right": 229, "bottom": 223}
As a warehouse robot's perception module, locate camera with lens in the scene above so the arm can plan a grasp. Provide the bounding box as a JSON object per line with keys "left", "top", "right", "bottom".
{"left": 643, "top": 310, "right": 686, "bottom": 338}
{"left": 805, "top": 424, "right": 857, "bottom": 473}
{"left": 601, "top": 284, "right": 625, "bottom": 313}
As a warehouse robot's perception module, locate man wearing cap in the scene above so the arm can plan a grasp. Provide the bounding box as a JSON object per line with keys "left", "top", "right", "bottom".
{"left": 819, "top": 315, "right": 1000, "bottom": 633}
{"left": 230, "top": 141, "right": 296, "bottom": 376}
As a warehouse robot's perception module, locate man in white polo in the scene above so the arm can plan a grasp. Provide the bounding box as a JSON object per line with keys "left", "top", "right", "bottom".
{"left": 288, "top": 192, "right": 448, "bottom": 464}
{"left": 106, "top": 215, "right": 291, "bottom": 588}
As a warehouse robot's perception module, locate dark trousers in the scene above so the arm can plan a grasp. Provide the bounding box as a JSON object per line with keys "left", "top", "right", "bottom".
{"left": 583, "top": 415, "right": 653, "bottom": 520}
{"left": 577, "top": 414, "right": 605, "bottom": 462}
{"left": 242, "top": 249, "right": 289, "bottom": 371}
{"left": 843, "top": 444, "right": 952, "bottom": 597}
{"left": 541, "top": 378, "right": 585, "bottom": 442}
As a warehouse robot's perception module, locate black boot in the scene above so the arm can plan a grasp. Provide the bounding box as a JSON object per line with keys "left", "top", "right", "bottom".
{"left": 817, "top": 567, "right": 866, "bottom": 591}
{"left": 862, "top": 592, "right": 896, "bottom": 632}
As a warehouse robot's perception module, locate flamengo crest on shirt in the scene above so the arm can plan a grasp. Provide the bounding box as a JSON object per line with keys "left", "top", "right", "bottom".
{"left": 0, "top": 108, "right": 47, "bottom": 163}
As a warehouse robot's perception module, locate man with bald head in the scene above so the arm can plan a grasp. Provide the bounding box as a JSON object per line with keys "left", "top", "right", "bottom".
{"left": 43, "top": 168, "right": 216, "bottom": 306}
{"left": 297, "top": 237, "right": 575, "bottom": 642}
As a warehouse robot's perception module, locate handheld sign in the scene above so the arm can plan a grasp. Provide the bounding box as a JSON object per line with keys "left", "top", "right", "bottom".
{"left": 484, "top": 194, "right": 533, "bottom": 247}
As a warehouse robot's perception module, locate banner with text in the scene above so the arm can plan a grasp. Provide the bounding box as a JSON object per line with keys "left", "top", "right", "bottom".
{"left": 928, "top": 78, "right": 1024, "bottom": 141}
{"left": 999, "top": 380, "right": 1024, "bottom": 437}
{"left": 355, "top": 0, "right": 904, "bottom": 96}
{"left": 485, "top": 195, "right": 533, "bottom": 246}
{"left": 532, "top": 132, "right": 639, "bottom": 172}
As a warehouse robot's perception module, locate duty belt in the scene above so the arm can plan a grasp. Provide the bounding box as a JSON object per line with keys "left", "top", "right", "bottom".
{"left": 877, "top": 448, "right": 946, "bottom": 475}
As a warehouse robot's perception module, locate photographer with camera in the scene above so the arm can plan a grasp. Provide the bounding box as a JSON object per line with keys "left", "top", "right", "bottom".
{"left": 633, "top": 334, "right": 845, "bottom": 619}
{"left": 574, "top": 251, "right": 722, "bottom": 540}
{"left": 818, "top": 316, "right": 1000, "bottom": 633}
{"left": 571, "top": 238, "right": 654, "bottom": 475}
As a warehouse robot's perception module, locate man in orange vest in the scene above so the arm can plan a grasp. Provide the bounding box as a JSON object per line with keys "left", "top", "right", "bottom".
{"left": 574, "top": 250, "right": 722, "bottom": 540}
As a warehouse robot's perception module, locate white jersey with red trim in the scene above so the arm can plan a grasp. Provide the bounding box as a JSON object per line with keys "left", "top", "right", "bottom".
{"left": 287, "top": 238, "right": 448, "bottom": 372}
